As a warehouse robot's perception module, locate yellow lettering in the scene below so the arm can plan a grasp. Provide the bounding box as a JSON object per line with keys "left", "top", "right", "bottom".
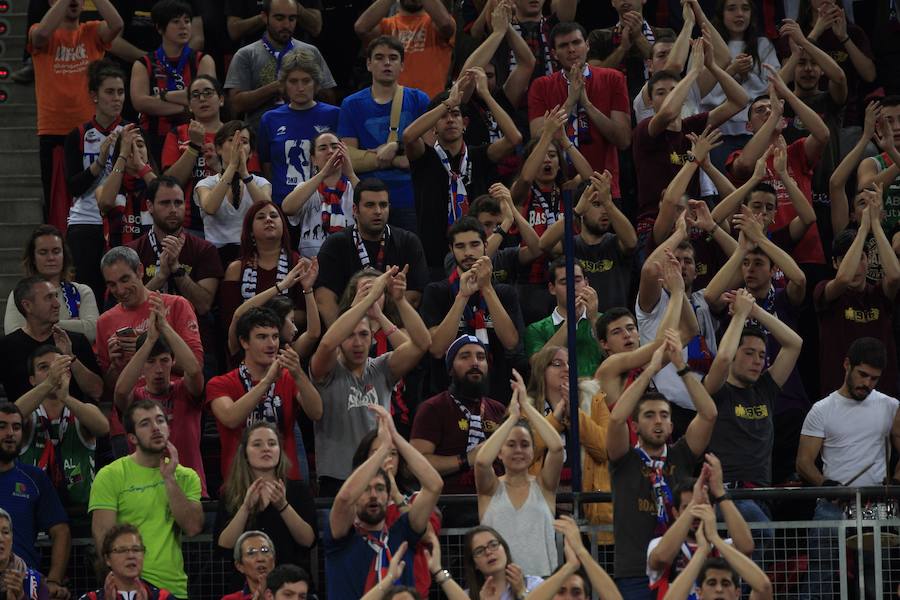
{"left": 843, "top": 307, "right": 880, "bottom": 323}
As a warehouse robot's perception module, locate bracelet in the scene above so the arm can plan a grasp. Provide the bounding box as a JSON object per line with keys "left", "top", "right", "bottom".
{"left": 383, "top": 324, "right": 399, "bottom": 337}
{"left": 676, "top": 365, "right": 692, "bottom": 377}
{"left": 188, "top": 141, "right": 202, "bottom": 153}
{"left": 112, "top": 167, "right": 125, "bottom": 174}
{"left": 301, "top": 288, "right": 313, "bottom": 295}
{"left": 115, "top": 155, "right": 126, "bottom": 163}
{"left": 711, "top": 492, "right": 730, "bottom": 505}
{"left": 433, "top": 569, "right": 451, "bottom": 585}
{"left": 274, "top": 281, "right": 282, "bottom": 293}
{"left": 278, "top": 502, "right": 290, "bottom": 513}
{"left": 839, "top": 36, "right": 850, "bottom": 45}
{"left": 137, "top": 164, "right": 153, "bottom": 179}
{"left": 242, "top": 175, "right": 254, "bottom": 184}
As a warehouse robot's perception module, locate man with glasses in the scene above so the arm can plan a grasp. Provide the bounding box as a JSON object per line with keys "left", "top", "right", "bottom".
{"left": 89, "top": 398, "right": 203, "bottom": 600}
{"left": 225, "top": 531, "right": 277, "bottom": 600}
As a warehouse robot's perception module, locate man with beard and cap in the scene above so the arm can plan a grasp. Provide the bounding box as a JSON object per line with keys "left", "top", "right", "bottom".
{"left": 225, "top": 0, "right": 336, "bottom": 129}
{"left": 94, "top": 246, "right": 203, "bottom": 458}
{"left": 410, "top": 335, "right": 508, "bottom": 523}
{"left": 224, "top": 531, "right": 277, "bottom": 600}
{"left": 0, "top": 403, "right": 71, "bottom": 600}
{"left": 325, "top": 404, "right": 442, "bottom": 597}
{"left": 797, "top": 337, "right": 900, "bottom": 599}
{"left": 353, "top": 0, "right": 455, "bottom": 99}
{"left": 607, "top": 329, "right": 718, "bottom": 600}
{"left": 90, "top": 398, "right": 203, "bottom": 600}
{"left": 127, "top": 176, "right": 222, "bottom": 376}
{"left": 310, "top": 267, "right": 431, "bottom": 497}
{"left": 421, "top": 217, "right": 524, "bottom": 403}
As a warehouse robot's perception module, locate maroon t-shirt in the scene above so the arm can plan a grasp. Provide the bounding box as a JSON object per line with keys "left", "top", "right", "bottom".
{"left": 205, "top": 367, "right": 301, "bottom": 481}
{"left": 219, "top": 252, "right": 302, "bottom": 339}
{"left": 814, "top": 280, "right": 899, "bottom": 396}
{"left": 409, "top": 391, "right": 507, "bottom": 494}
{"left": 133, "top": 377, "right": 207, "bottom": 496}
{"left": 633, "top": 112, "right": 709, "bottom": 219}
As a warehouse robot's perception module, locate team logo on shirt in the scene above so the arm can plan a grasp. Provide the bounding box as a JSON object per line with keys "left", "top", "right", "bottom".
{"left": 458, "top": 418, "right": 468, "bottom": 431}
{"left": 347, "top": 384, "right": 379, "bottom": 409}
{"left": 580, "top": 258, "right": 614, "bottom": 273}
{"left": 12, "top": 482, "right": 30, "bottom": 498}
{"left": 734, "top": 403, "right": 769, "bottom": 420}
{"left": 844, "top": 307, "right": 880, "bottom": 323}
{"left": 483, "top": 419, "right": 499, "bottom": 433}
{"left": 276, "top": 126, "right": 287, "bottom": 136}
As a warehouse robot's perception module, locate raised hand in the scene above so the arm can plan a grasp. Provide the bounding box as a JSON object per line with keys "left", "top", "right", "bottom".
{"left": 663, "top": 328, "right": 685, "bottom": 370}
{"left": 160, "top": 441, "right": 180, "bottom": 480}
{"left": 704, "top": 452, "right": 726, "bottom": 497}
{"left": 764, "top": 64, "right": 791, "bottom": 101}
{"left": 470, "top": 66, "right": 490, "bottom": 98}
{"left": 458, "top": 268, "right": 479, "bottom": 298}
{"left": 565, "top": 64, "right": 585, "bottom": 110}
{"left": 542, "top": 105, "right": 569, "bottom": 138}
{"left": 188, "top": 120, "right": 206, "bottom": 147}
{"left": 863, "top": 101, "right": 881, "bottom": 141}
{"left": 687, "top": 200, "right": 715, "bottom": 232}
{"left": 422, "top": 530, "right": 442, "bottom": 574}
{"left": 753, "top": 146, "right": 772, "bottom": 181}
{"left": 648, "top": 340, "right": 667, "bottom": 374}
{"left": 242, "top": 478, "right": 263, "bottom": 512}
{"left": 99, "top": 131, "right": 118, "bottom": 164}
{"left": 385, "top": 541, "right": 408, "bottom": 583}
{"left": 661, "top": 249, "right": 685, "bottom": 294}
{"left": 282, "top": 257, "right": 309, "bottom": 290}
{"left": 506, "top": 563, "right": 526, "bottom": 596}
{"left": 688, "top": 126, "right": 723, "bottom": 164}
{"left": 387, "top": 264, "right": 409, "bottom": 302}
{"left": 778, "top": 18, "right": 807, "bottom": 46}
{"left": 489, "top": 0, "right": 510, "bottom": 33}
{"left": 731, "top": 287, "right": 756, "bottom": 319}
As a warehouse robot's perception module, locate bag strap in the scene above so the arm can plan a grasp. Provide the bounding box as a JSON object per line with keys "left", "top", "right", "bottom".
{"left": 386, "top": 85, "right": 404, "bottom": 144}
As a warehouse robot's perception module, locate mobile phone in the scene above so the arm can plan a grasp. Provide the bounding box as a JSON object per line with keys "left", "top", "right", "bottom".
{"left": 116, "top": 327, "right": 135, "bottom": 337}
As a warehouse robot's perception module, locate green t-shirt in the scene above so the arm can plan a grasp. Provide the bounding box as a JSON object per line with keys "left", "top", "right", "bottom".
{"left": 19, "top": 408, "right": 95, "bottom": 509}
{"left": 524, "top": 311, "right": 603, "bottom": 378}
{"left": 88, "top": 456, "right": 201, "bottom": 597}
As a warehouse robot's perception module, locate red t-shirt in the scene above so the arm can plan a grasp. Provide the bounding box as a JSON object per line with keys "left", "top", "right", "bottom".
{"left": 132, "top": 378, "right": 207, "bottom": 496}
{"left": 632, "top": 112, "right": 709, "bottom": 219}
{"left": 726, "top": 137, "right": 824, "bottom": 265}
{"left": 528, "top": 66, "right": 630, "bottom": 198}
{"left": 205, "top": 367, "right": 301, "bottom": 481}
{"left": 409, "top": 391, "right": 507, "bottom": 494}
{"left": 814, "top": 280, "right": 899, "bottom": 397}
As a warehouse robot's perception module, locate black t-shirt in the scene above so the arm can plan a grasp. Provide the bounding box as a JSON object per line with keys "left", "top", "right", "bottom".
{"left": 0, "top": 329, "right": 101, "bottom": 402}
{"left": 411, "top": 144, "right": 496, "bottom": 269}
{"left": 224, "top": 0, "right": 323, "bottom": 46}
{"left": 707, "top": 371, "right": 781, "bottom": 486}
{"left": 575, "top": 233, "right": 632, "bottom": 312}
{"left": 442, "top": 247, "right": 520, "bottom": 285}
{"left": 314, "top": 226, "right": 428, "bottom": 297}
{"left": 610, "top": 437, "right": 697, "bottom": 578}
{"left": 214, "top": 479, "right": 319, "bottom": 587}
{"left": 420, "top": 279, "right": 525, "bottom": 403}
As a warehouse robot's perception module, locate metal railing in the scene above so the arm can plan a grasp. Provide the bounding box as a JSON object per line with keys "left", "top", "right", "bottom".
{"left": 37, "top": 487, "right": 900, "bottom": 599}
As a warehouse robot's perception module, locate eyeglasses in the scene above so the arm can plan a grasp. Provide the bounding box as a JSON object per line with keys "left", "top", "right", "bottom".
{"left": 190, "top": 88, "right": 218, "bottom": 100}
{"left": 110, "top": 546, "right": 145, "bottom": 555}
{"left": 244, "top": 546, "right": 272, "bottom": 558}
{"left": 471, "top": 539, "right": 501, "bottom": 558}
{"left": 549, "top": 359, "right": 569, "bottom": 369}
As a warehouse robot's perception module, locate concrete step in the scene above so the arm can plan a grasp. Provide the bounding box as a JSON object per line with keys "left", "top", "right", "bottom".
{"left": 0, "top": 196, "right": 42, "bottom": 220}
{"left": 0, "top": 80, "right": 35, "bottom": 103}
{"left": 1, "top": 126, "right": 38, "bottom": 150}
{"left": 0, "top": 149, "right": 39, "bottom": 176}
{"left": 0, "top": 222, "right": 44, "bottom": 247}
{"left": 0, "top": 175, "right": 42, "bottom": 198}
{"left": 0, "top": 249, "right": 22, "bottom": 275}
{"left": 0, "top": 35, "right": 27, "bottom": 59}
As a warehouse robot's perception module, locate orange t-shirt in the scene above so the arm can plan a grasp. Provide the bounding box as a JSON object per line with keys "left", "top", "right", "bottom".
{"left": 29, "top": 21, "right": 111, "bottom": 135}
{"left": 380, "top": 13, "right": 455, "bottom": 99}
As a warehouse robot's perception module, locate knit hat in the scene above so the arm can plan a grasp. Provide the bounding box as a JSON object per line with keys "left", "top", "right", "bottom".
{"left": 445, "top": 334, "right": 486, "bottom": 371}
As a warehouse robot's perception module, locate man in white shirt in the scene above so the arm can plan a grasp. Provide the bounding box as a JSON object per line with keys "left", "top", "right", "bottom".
{"left": 796, "top": 336, "right": 900, "bottom": 599}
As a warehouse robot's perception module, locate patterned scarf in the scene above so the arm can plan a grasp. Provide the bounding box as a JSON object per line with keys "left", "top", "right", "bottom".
{"left": 147, "top": 228, "right": 176, "bottom": 294}
{"left": 685, "top": 294, "right": 714, "bottom": 374}
{"left": 352, "top": 225, "right": 388, "bottom": 271}
{"left": 451, "top": 395, "right": 485, "bottom": 451}
{"left": 237, "top": 363, "right": 283, "bottom": 427}
{"left": 319, "top": 176, "right": 349, "bottom": 234}
{"left": 746, "top": 285, "right": 777, "bottom": 367}
{"left": 635, "top": 443, "right": 674, "bottom": 536}
{"left": 60, "top": 281, "right": 81, "bottom": 318}
{"left": 510, "top": 17, "right": 554, "bottom": 76}
{"left": 34, "top": 405, "right": 75, "bottom": 489}
{"left": 356, "top": 522, "right": 393, "bottom": 591}
{"left": 562, "top": 64, "right": 593, "bottom": 148}
{"left": 373, "top": 329, "right": 410, "bottom": 428}
{"left": 448, "top": 269, "right": 489, "bottom": 348}
{"left": 240, "top": 250, "right": 290, "bottom": 300}
{"left": 154, "top": 45, "right": 190, "bottom": 91}
{"left": 433, "top": 142, "right": 471, "bottom": 224}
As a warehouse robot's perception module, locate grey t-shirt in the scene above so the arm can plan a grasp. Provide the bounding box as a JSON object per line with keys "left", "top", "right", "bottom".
{"left": 224, "top": 37, "right": 336, "bottom": 129}
{"left": 313, "top": 354, "right": 396, "bottom": 480}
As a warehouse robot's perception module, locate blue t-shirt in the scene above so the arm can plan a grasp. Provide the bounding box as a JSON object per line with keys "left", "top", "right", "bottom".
{"left": 323, "top": 513, "right": 422, "bottom": 598}
{"left": 336, "top": 87, "right": 430, "bottom": 208}
{"left": 0, "top": 462, "right": 68, "bottom": 569}
{"left": 257, "top": 102, "right": 341, "bottom": 205}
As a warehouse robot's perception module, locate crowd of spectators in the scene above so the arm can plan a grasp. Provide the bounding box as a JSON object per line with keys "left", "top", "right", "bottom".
{"left": 2, "top": 0, "right": 900, "bottom": 598}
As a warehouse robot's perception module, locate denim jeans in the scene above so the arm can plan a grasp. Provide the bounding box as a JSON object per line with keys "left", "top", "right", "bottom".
{"left": 615, "top": 576, "right": 655, "bottom": 600}
{"left": 802, "top": 498, "right": 844, "bottom": 600}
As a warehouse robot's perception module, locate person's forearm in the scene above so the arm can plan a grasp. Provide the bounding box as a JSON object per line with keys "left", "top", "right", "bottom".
{"left": 712, "top": 62, "right": 750, "bottom": 108}
{"left": 93, "top": 0, "right": 124, "bottom": 36}
{"left": 667, "top": 17, "right": 693, "bottom": 73}
{"left": 563, "top": 139, "right": 595, "bottom": 181}
{"left": 649, "top": 512, "right": 695, "bottom": 569}
{"left": 430, "top": 294, "right": 468, "bottom": 356}
{"left": 280, "top": 502, "right": 316, "bottom": 546}
{"left": 701, "top": 158, "right": 736, "bottom": 197}
{"left": 475, "top": 414, "right": 518, "bottom": 468}
{"left": 113, "top": 341, "right": 148, "bottom": 410}
{"left": 661, "top": 161, "right": 700, "bottom": 209}
{"left": 610, "top": 366, "right": 655, "bottom": 423}
{"left": 522, "top": 401, "right": 564, "bottom": 453}
{"left": 481, "top": 286, "right": 518, "bottom": 349}
{"left": 217, "top": 506, "right": 250, "bottom": 549}
{"left": 656, "top": 70, "right": 700, "bottom": 126}
{"left": 749, "top": 305, "right": 802, "bottom": 351}
{"left": 481, "top": 92, "right": 522, "bottom": 146}
{"left": 395, "top": 434, "right": 443, "bottom": 493}
{"left": 785, "top": 89, "right": 830, "bottom": 144}
{"left": 704, "top": 246, "right": 745, "bottom": 306}
{"left": 834, "top": 223, "right": 869, "bottom": 284}
{"left": 227, "top": 15, "right": 264, "bottom": 42}
{"left": 842, "top": 38, "right": 876, "bottom": 82}
{"left": 133, "top": 92, "right": 190, "bottom": 116}
{"left": 14, "top": 381, "right": 54, "bottom": 416}
{"left": 164, "top": 147, "right": 199, "bottom": 187}
{"left": 164, "top": 479, "right": 203, "bottom": 536}
{"left": 319, "top": 286, "right": 378, "bottom": 351}
{"left": 30, "top": 0, "right": 70, "bottom": 47}
{"left": 778, "top": 53, "right": 799, "bottom": 83}
{"left": 198, "top": 169, "right": 236, "bottom": 215}
{"left": 62, "top": 396, "right": 109, "bottom": 436}
{"left": 683, "top": 363, "right": 717, "bottom": 421}
{"left": 468, "top": 0, "right": 492, "bottom": 40}
{"left": 734, "top": 118, "right": 779, "bottom": 177}
{"left": 173, "top": 275, "right": 214, "bottom": 315}
{"left": 597, "top": 44, "right": 629, "bottom": 68}
{"left": 582, "top": 99, "right": 630, "bottom": 148}
{"left": 871, "top": 218, "right": 900, "bottom": 281}
{"left": 420, "top": 0, "right": 454, "bottom": 36}
{"left": 219, "top": 383, "right": 271, "bottom": 428}
{"left": 354, "top": 0, "right": 393, "bottom": 36}
{"left": 711, "top": 176, "right": 758, "bottom": 224}
{"left": 396, "top": 299, "right": 431, "bottom": 352}
{"left": 296, "top": 5, "right": 322, "bottom": 37}
{"left": 230, "top": 83, "right": 280, "bottom": 116}
{"left": 161, "top": 323, "right": 201, "bottom": 379}
{"left": 757, "top": 235, "right": 805, "bottom": 284}
{"left": 461, "top": 30, "right": 505, "bottom": 72}
{"left": 402, "top": 100, "right": 449, "bottom": 148}
{"left": 609, "top": 201, "right": 638, "bottom": 250}
{"left": 109, "top": 36, "right": 147, "bottom": 62}
{"left": 520, "top": 132, "right": 554, "bottom": 183}
{"left": 97, "top": 169, "right": 125, "bottom": 213}
{"left": 798, "top": 38, "right": 846, "bottom": 89}
{"left": 294, "top": 367, "right": 323, "bottom": 421}
{"left": 711, "top": 534, "right": 772, "bottom": 596}
{"left": 710, "top": 224, "right": 738, "bottom": 254}
{"left": 71, "top": 360, "right": 103, "bottom": 399}
{"left": 798, "top": 457, "right": 825, "bottom": 485}
{"left": 719, "top": 498, "right": 754, "bottom": 555}
{"left": 542, "top": 321, "right": 569, "bottom": 350}
{"left": 538, "top": 213, "right": 566, "bottom": 253}
{"left": 663, "top": 546, "right": 710, "bottom": 600}
{"left": 48, "top": 526, "right": 70, "bottom": 582}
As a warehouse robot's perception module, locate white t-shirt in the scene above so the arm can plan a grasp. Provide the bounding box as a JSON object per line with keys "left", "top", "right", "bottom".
{"left": 285, "top": 181, "right": 355, "bottom": 258}
{"left": 636, "top": 289, "right": 718, "bottom": 410}
{"left": 193, "top": 173, "right": 270, "bottom": 247}
{"left": 801, "top": 390, "right": 899, "bottom": 485}
{"left": 632, "top": 82, "right": 703, "bottom": 125}
{"left": 647, "top": 536, "right": 732, "bottom": 599}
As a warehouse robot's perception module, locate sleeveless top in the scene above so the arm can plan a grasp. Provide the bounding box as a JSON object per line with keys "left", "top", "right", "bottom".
{"left": 481, "top": 478, "right": 558, "bottom": 576}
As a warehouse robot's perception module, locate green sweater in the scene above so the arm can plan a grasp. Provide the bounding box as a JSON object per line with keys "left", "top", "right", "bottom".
{"left": 524, "top": 311, "right": 603, "bottom": 378}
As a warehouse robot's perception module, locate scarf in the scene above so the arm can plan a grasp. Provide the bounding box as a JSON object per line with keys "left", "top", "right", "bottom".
{"left": 510, "top": 17, "right": 554, "bottom": 76}
{"left": 685, "top": 294, "right": 714, "bottom": 374}
{"left": 60, "top": 281, "right": 81, "bottom": 318}
{"left": 240, "top": 250, "right": 290, "bottom": 300}
{"left": 746, "top": 286, "right": 777, "bottom": 367}
{"left": 319, "top": 176, "right": 349, "bottom": 234}
{"left": 261, "top": 35, "right": 294, "bottom": 80}
{"left": 356, "top": 522, "right": 393, "bottom": 591}
{"left": 562, "top": 64, "right": 593, "bottom": 148}
{"left": 154, "top": 45, "right": 191, "bottom": 91}
{"left": 635, "top": 443, "right": 674, "bottom": 536}
{"left": 0, "top": 554, "right": 40, "bottom": 600}
{"left": 448, "top": 269, "right": 489, "bottom": 347}
{"left": 474, "top": 100, "right": 501, "bottom": 142}
{"left": 237, "top": 363, "right": 283, "bottom": 427}
{"left": 373, "top": 329, "right": 410, "bottom": 428}
{"left": 523, "top": 185, "right": 560, "bottom": 284}
{"left": 433, "top": 142, "right": 471, "bottom": 224}
{"left": 352, "top": 225, "right": 388, "bottom": 271}
{"left": 34, "top": 406, "right": 75, "bottom": 490}
{"left": 451, "top": 394, "right": 485, "bottom": 451}
{"left": 148, "top": 228, "right": 176, "bottom": 294}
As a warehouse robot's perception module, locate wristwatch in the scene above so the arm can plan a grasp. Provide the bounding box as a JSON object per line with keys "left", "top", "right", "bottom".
{"left": 685, "top": 150, "right": 697, "bottom": 163}
{"left": 159, "top": 88, "right": 168, "bottom": 103}
{"left": 172, "top": 266, "right": 187, "bottom": 278}
{"left": 396, "top": 140, "right": 405, "bottom": 156}
{"left": 493, "top": 224, "right": 508, "bottom": 236}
